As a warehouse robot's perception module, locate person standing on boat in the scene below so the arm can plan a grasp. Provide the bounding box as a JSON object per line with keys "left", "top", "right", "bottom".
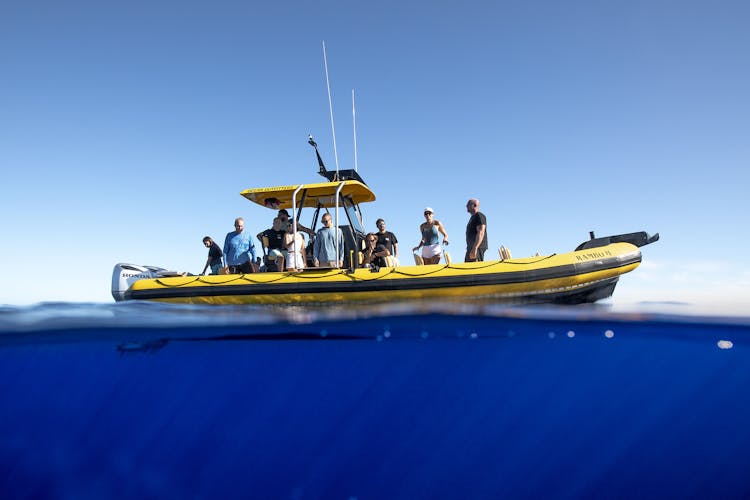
{"left": 223, "top": 217, "right": 257, "bottom": 274}
{"left": 375, "top": 218, "right": 399, "bottom": 264}
{"left": 465, "top": 198, "right": 488, "bottom": 262}
{"left": 284, "top": 223, "right": 307, "bottom": 272}
{"left": 200, "top": 236, "right": 223, "bottom": 275}
{"left": 413, "top": 207, "right": 449, "bottom": 265}
{"left": 313, "top": 213, "right": 344, "bottom": 268}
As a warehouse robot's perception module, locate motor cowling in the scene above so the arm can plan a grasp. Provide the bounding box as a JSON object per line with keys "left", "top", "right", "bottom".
{"left": 111, "top": 263, "right": 168, "bottom": 301}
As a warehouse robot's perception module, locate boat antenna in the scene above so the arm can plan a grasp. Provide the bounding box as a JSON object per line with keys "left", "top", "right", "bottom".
{"left": 352, "top": 88, "right": 358, "bottom": 172}
{"left": 322, "top": 41, "right": 340, "bottom": 177}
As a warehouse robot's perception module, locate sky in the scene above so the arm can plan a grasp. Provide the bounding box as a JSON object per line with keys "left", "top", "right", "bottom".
{"left": 1, "top": 0, "right": 748, "bottom": 313}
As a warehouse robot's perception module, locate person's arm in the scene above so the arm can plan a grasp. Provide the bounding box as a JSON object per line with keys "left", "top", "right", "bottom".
{"left": 337, "top": 229, "right": 344, "bottom": 265}
{"left": 223, "top": 235, "right": 230, "bottom": 267}
{"left": 393, "top": 242, "right": 399, "bottom": 257}
{"left": 249, "top": 236, "right": 256, "bottom": 262}
{"left": 413, "top": 224, "right": 425, "bottom": 251}
{"left": 202, "top": 257, "right": 210, "bottom": 275}
{"left": 471, "top": 224, "right": 486, "bottom": 257}
{"left": 313, "top": 231, "right": 320, "bottom": 265}
{"left": 374, "top": 244, "right": 390, "bottom": 258}
{"left": 437, "top": 221, "right": 449, "bottom": 245}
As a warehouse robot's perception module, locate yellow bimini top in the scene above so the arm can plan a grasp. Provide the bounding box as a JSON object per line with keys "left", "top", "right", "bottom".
{"left": 240, "top": 180, "right": 376, "bottom": 210}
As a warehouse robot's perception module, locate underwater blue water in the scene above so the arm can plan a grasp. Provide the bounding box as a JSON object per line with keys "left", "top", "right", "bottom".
{"left": 1, "top": 301, "right": 750, "bottom": 499}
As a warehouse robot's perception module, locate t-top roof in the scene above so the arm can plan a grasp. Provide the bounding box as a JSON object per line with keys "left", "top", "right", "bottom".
{"left": 240, "top": 180, "right": 376, "bottom": 209}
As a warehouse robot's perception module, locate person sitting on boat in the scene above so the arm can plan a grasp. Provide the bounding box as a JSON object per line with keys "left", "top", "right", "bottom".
{"left": 200, "top": 236, "right": 223, "bottom": 275}
{"left": 313, "top": 213, "right": 344, "bottom": 268}
{"left": 413, "top": 207, "right": 449, "bottom": 265}
{"left": 284, "top": 223, "right": 307, "bottom": 272}
{"left": 465, "top": 198, "right": 488, "bottom": 262}
{"left": 257, "top": 217, "right": 286, "bottom": 272}
{"left": 375, "top": 218, "right": 399, "bottom": 265}
{"left": 223, "top": 217, "right": 257, "bottom": 274}
{"left": 362, "top": 233, "right": 390, "bottom": 268}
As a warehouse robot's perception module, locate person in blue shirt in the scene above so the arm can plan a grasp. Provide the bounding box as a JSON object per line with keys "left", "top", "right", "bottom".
{"left": 223, "top": 217, "right": 257, "bottom": 274}
{"left": 313, "top": 213, "right": 344, "bottom": 268}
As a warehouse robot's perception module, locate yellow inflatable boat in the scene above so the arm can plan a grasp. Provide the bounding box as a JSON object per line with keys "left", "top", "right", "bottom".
{"left": 112, "top": 144, "right": 658, "bottom": 305}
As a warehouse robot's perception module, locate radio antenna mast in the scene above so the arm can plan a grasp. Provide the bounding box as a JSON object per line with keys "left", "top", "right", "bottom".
{"left": 322, "top": 41, "right": 340, "bottom": 176}
{"left": 352, "top": 89, "right": 358, "bottom": 172}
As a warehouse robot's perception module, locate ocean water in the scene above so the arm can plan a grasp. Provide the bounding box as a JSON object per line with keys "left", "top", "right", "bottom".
{"left": 1, "top": 301, "right": 749, "bottom": 499}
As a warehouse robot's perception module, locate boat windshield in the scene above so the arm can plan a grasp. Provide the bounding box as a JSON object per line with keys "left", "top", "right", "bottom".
{"left": 342, "top": 196, "right": 364, "bottom": 235}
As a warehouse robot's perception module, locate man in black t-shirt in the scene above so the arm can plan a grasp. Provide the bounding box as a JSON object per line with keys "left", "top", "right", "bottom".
{"left": 257, "top": 217, "right": 287, "bottom": 271}
{"left": 465, "top": 198, "right": 488, "bottom": 262}
{"left": 375, "top": 219, "right": 399, "bottom": 261}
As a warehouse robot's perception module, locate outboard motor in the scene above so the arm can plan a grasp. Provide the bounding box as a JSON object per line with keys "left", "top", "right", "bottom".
{"left": 111, "top": 263, "right": 170, "bottom": 301}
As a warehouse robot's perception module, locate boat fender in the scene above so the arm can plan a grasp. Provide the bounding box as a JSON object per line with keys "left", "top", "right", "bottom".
{"left": 413, "top": 253, "right": 424, "bottom": 266}
{"left": 444, "top": 252, "right": 452, "bottom": 265}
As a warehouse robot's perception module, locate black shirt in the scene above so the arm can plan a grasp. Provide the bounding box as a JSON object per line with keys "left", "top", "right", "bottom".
{"left": 207, "top": 242, "right": 223, "bottom": 266}
{"left": 466, "top": 212, "right": 488, "bottom": 250}
{"left": 376, "top": 231, "right": 398, "bottom": 255}
{"left": 261, "top": 229, "right": 286, "bottom": 250}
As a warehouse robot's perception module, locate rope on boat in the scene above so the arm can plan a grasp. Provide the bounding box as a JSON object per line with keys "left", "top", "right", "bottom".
{"left": 153, "top": 255, "right": 560, "bottom": 288}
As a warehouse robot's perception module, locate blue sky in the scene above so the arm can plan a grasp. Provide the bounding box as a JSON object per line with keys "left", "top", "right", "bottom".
{"left": 1, "top": 0, "right": 748, "bottom": 312}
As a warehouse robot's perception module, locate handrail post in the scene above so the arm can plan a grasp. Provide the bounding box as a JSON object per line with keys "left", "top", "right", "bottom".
{"left": 291, "top": 185, "right": 304, "bottom": 266}
{"left": 334, "top": 181, "right": 345, "bottom": 267}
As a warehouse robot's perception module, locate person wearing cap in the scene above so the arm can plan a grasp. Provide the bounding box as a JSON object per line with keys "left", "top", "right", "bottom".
{"left": 465, "top": 198, "right": 488, "bottom": 262}
{"left": 413, "top": 207, "right": 449, "bottom": 265}
{"left": 277, "top": 208, "right": 314, "bottom": 236}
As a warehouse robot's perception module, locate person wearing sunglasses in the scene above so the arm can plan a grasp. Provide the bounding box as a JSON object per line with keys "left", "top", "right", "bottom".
{"left": 375, "top": 219, "right": 399, "bottom": 263}
{"left": 413, "top": 207, "right": 449, "bottom": 265}
{"left": 313, "top": 213, "right": 344, "bottom": 268}
{"left": 465, "top": 198, "right": 488, "bottom": 262}
{"left": 362, "top": 233, "right": 389, "bottom": 268}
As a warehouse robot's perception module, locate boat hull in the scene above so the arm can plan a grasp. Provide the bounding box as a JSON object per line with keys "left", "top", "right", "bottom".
{"left": 122, "top": 242, "right": 642, "bottom": 305}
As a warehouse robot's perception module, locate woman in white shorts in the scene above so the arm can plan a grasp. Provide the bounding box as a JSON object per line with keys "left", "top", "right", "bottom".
{"left": 412, "top": 207, "right": 449, "bottom": 265}
{"left": 284, "top": 226, "right": 307, "bottom": 272}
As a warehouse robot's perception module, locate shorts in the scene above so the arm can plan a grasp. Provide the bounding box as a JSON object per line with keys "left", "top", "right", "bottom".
{"left": 286, "top": 252, "right": 305, "bottom": 270}
{"left": 421, "top": 244, "right": 442, "bottom": 259}
{"left": 268, "top": 249, "right": 283, "bottom": 260}
{"left": 229, "top": 261, "right": 256, "bottom": 274}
